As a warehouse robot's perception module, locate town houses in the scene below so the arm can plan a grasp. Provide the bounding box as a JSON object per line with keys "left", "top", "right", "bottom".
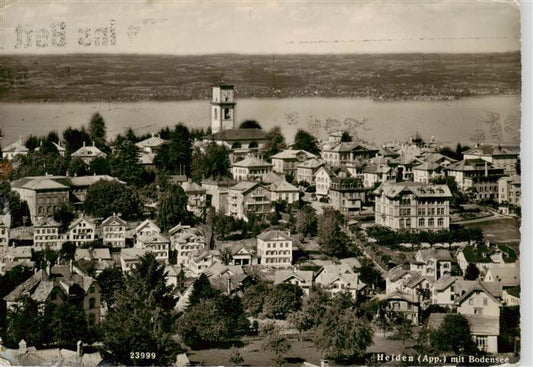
{"left": 0, "top": 84, "right": 521, "bottom": 362}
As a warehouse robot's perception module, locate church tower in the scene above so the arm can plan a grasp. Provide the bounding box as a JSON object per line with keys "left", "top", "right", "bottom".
{"left": 211, "top": 85, "right": 236, "bottom": 133}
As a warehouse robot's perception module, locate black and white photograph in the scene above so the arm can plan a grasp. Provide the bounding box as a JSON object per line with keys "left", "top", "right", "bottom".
{"left": 0, "top": 1, "right": 525, "bottom": 366}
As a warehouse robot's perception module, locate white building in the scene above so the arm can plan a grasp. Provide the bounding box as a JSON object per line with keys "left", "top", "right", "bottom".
{"left": 2, "top": 139, "right": 28, "bottom": 160}
{"left": 33, "top": 217, "right": 62, "bottom": 251}
{"left": 71, "top": 142, "right": 107, "bottom": 164}
{"left": 257, "top": 230, "right": 292, "bottom": 267}
{"left": 270, "top": 180, "right": 300, "bottom": 204}
{"left": 374, "top": 182, "right": 451, "bottom": 231}
{"left": 231, "top": 156, "right": 272, "bottom": 182}
{"left": 66, "top": 217, "right": 96, "bottom": 245}
{"left": 169, "top": 224, "right": 206, "bottom": 266}
{"left": 270, "top": 149, "right": 316, "bottom": 175}
{"left": 101, "top": 214, "right": 127, "bottom": 248}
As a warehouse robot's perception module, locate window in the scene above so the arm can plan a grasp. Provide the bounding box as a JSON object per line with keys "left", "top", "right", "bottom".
{"left": 483, "top": 297, "right": 488, "bottom": 306}
{"left": 418, "top": 218, "right": 425, "bottom": 227}
{"left": 468, "top": 298, "right": 474, "bottom": 305}
{"left": 438, "top": 218, "right": 444, "bottom": 226}
{"left": 89, "top": 297, "right": 96, "bottom": 309}
{"left": 476, "top": 336, "right": 488, "bottom": 351}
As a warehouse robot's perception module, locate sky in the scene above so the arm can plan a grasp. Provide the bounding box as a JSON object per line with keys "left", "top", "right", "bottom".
{"left": 0, "top": 0, "right": 521, "bottom": 54}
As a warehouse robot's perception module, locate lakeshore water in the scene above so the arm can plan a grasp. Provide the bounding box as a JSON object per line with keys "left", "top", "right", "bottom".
{"left": 0, "top": 95, "right": 520, "bottom": 147}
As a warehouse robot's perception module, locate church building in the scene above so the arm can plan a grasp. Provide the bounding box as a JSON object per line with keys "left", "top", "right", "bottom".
{"left": 204, "top": 85, "right": 268, "bottom": 162}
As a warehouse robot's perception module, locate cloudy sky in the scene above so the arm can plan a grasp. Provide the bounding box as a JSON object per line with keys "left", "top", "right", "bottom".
{"left": 0, "top": 0, "right": 521, "bottom": 54}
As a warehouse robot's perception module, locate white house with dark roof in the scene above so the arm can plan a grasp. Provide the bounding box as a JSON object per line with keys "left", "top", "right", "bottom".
{"left": 71, "top": 142, "right": 107, "bottom": 164}
{"left": 270, "top": 180, "right": 299, "bottom": 204}
{"left": 227, "top": 181, "right": 271, "bottom": 221}
{"left": 101, "top": 214, "right": 127, "bottom": 248}
{"left": 296, "top": 158, "right": 325, "bottom": 184}
{"left": 33, "top": 217, "right": 62, "bottom": 251}
{"left": 135, "top": 134, "right": 167, "bottom": 165}
{"left": 413, "top": 162, "right": 444, "bottom": 183}
{"left": 257, "top": 230, "right": 292, "bottom": 267}
{"left": 462, "top": 145, "right": 519, "bottom": 175}
{"left": 231, "top": 156, "right": 272, "bottom": 182}
{"left": 2, "top": 139, "right": 28, "bottom": 160}
{"left": 135, "top": 219, "right": 160, "bottom": 238}
{"left": 274, "top": 269, "right": 313, "bottom": 295}
{"left": 314, "top": 263, "right": 366, "bottom": 299}
{"left": 270, "top": 149, "right": 316, "bottom": 175}
{"left": 169, "top": 224, "right": 206, "bottom": 266}
{"left": 120, "top": 248, "right": 147, "bottom": 273}
{"left": 455, "top": 281, "right": 501, "bottom": 318}
{"left": 374, "top": 182, "right": 452, "bottom": 231}
{"left": 66, "top": 217, "right": 96, "bottom": 245}
{"left": 180, "top": 181, "right": 207, "bottom": 216}
{"left": 135, "top": 233, "right": 170, "bottom": 264}
{"left": 411, "top": 249, "right": 453, "bottom": 280}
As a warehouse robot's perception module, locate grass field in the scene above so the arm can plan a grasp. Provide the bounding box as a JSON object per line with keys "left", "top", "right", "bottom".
{"left": 188, "top": 328, "right": 415, "bottom": 366}
{"left": 0, "top": 52, "right": 520, "bottom": 102}
{"left": 463, "top": 217, "right": 521, "bottom": 244}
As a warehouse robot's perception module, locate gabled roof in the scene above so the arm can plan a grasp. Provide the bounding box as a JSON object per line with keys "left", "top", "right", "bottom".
{"left": 424, "top": 153, "right": 457, "bottom": 164}
{"left": 455, "top": 281, "right": 500, "bottom": 306}
{"left": 102, "top": 214, "right": 127, "bottom": 227}
{"left": 297, "top": 158, "right": 325, "bottom": 169}
{"left": 135, "top": 135, "right": 167, "bottom": 148}
{"left": 433, "top": 275, "right": 457, "bottom": 291}
{"left": 120, "top": 248, "right": 147, "bottom": 261}
{"left": 463, "top": 145, "right": 519, "bottom": 157}
{"left": 68, "top": 217, "right": 95, "bottom": 231}
{"left": 135, "top": 219, "right": 160, "bottom": 233}
{"left": 257, "top": 230, "right": 291, "bottom": 241}
{"left": 374, "top": 182, "right": 452, "bottom": 199}
{"left": 262, "top": 171, "right": 284, "bottom": 185}
{"left": 68, "top": 175, "right": 124, "bottom": 187}
{"left": 485, "top": 265, "right": 520, "bottom": 286}
{"left": 139, "top": 233, "right": 169, "bottom": 244}
{"left": 3, "top": 140, "right": 29, "bottom": 153}
{"left": 13, "top": 178, "right": 69, "bottom": 191}
{"left": 71, "top": 144, "right": 106, "bottom": 158}
{"left": 232, "top": 156, "right": 272, "bottom": 168}
{"left": 206, "top": 128, "right": 268, "bottom": 142}
{"left": 181, "top": 180, "right": 206, "bottom": 193}
{"left": 417, "top": 249, "right": 452, "bottom": 262}
{"left": 271, "top": 180, "right": 299, "bottom": 192}
{"left": 387, "top": 265, "right": 410, "bottom": 282}
{"left": 413, "top": 162, "right": 441, "bottom": 171}
{"left": 271, "top": 149, "right": 316, "bottom": 160}
{"left": 229, "top": 181, "right": 267, "bottom": 194}
{"left": 3, "top": 270, "right": 44, "bottom": 302}
{"left": 274, "top": 270, "right": 313, "bottom": 285}
{"left": 446, "top": 159, "right": 499, "bottom": 172}
{"left": 34, "top": 217, "right": 61, "bottom": 227}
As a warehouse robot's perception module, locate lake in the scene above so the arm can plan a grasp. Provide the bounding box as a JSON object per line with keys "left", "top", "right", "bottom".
{"left": 0, "top": 95, "right": 520, "bottom": 148}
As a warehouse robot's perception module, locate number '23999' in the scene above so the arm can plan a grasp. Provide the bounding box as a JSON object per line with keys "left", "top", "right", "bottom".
{"left": 130, "top": 352, "right": 156, "bottom": 359}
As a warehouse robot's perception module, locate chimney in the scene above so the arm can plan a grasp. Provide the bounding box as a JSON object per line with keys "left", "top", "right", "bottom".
{"left": 69, "top": 259, "right": 73, "bottom": 273}
{"left": 46, "top": 261, "right": 51, "bottom": 276}
{"left": 92, "top": 141, "right": 95, "bottom": 147}
{"left": 18, "top": 339, "right": 27, "bottom": 355}
{"left": 77, "top": 340, "right": 83, "bottom": 358}
{"left": 484, "top": 161, "right": 488, "bottom": 177}
{"left": 83, "top": 141, "right": 86, "bottom": 147}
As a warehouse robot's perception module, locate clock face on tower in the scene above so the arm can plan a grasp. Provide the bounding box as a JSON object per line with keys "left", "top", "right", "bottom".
{"left": 221, "top": 89, "right": 233, "bottom": 102}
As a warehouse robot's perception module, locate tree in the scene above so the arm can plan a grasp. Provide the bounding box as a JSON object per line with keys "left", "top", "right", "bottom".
{"left": 355, "top": 258, "right": 384, "bottom": 290}
{"left": 261, "top": 323, "right": 291, "bottom": 367}
{"left": 430, "top": 314, "right": 477, "bottom": 354}
{"left": 89, "top": 156, "right": 111, "bottom": 175}
{"left": 242, "top": 281, "right": 272, "bottom": 316}
{"left": 89, "top": 113, "right": 107, "bottom": 152}
{"left": 97, "top": 267, "right": 125, "bottom": 308}
{"left": 187, "top": 273, "right": 220, "bottom": 309}
{"left": 296, "top": 205, "right": 317, "bottom": 237}
{"left": 229, "top": 346, "right": 244, "bottom": 365}
{"left": 239, "top": 120, "right": 262, "bottom": 129}
{"left": 5, "top": 296, "right": 46, "bottom": 347}
{"left": 53, "top": 203, "right": 75, "bottom": 231}
{"left": 317, "top": 207, "right": 353, "bottom": 257}
{"left": 109, "top": 133, "right": 145, "bottom": 186}
{"left": 465, "top": 263, "right": 480, "bottom": 280}
{"left": 293, "top": 129, "right": 319, "bottom": 155}
{"left": 263, "top": 283, "right": 303, "bottom": 319}
{"left": 392, "top": 315, "right": 413, "bottom": 347}
{"left": 84, "top": 180, "right": 143, "bottom": 220}
{"left": 191, "top": 143, "right": 232, "bottom": 181}
{"left": 49, "top": 302, "right": 89, "bottom": 348}
{"left": 341, "top": 131, "right": 352, "bottom": 142}
{"left": 312, "top": 307, "right": 374, "bottom": 361}
{"left": 24, "top": 135, "right": 41, "bottom": 151}
{"left": 63, "top": 127, "right": 91, "bottom": 157}
{"left": 153, "top": 124, "right": 192, "bottom": 175}
{"left": 219, "top": 247, "right": 234, "bottom": 265}
{"left": 68, "top": 157, "right": 89, "bottom": 177}
{"left": 264, "top": 126, "right": 287, "bottom": 160}
{"left": 157, "top": 184, "right": 192, "bottom": 231}
{"left": 100, "top": 253, "right": 181, "bottom": 365}
{"left": 60, "top": 241, "right": 76, "bottom": 261}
